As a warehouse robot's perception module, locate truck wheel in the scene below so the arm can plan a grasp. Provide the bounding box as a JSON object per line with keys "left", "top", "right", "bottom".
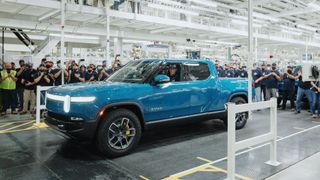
{"left": 96, "top": 109, "right": 142, "bottom": 157}
{"left": 222, "top": 97, "right": 248, "bottom": 130}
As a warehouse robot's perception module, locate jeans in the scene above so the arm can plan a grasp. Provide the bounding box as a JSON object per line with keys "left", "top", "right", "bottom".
{"left": 2, "top": 89, "right": 17, "bottom": 112}
{"left": 17, "top": 86, "right": 24, "bottom": 109}
{"left": 310, "top": 91, "right": 317, "bottom": 114}
{"left": 254, "top": 86, "right": 261, "bottom": 102}
{"left": 261, "top": 85, "right": 266, "bottom": 101}
{"left": 265, "top": 88, "right": 277, "bottom": 101}
{"left": 40, "top": 91, "right": 46, "bottom": 105}
{"left": 317, "top": 94, "right": 320, "bottom": 115}
{"left": 296, "top": 87, "right": 316, "bottom": 113}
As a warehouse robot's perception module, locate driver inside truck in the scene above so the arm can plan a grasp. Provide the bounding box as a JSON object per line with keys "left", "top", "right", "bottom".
{"left": 168, "top": 64, "right": 179, "bottom": 82}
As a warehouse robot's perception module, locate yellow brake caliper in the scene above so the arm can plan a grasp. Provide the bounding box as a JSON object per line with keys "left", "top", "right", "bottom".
{"left": 125, "top": 122, "right": 131, "bottom": 136}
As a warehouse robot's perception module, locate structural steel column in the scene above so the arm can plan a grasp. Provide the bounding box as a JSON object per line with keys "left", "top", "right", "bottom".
{"left": 247, "top": 0, "right": 253, "bottom": 104}
{"left": 61, "top": 0, "right": 66, "bottom": 85}
{"left": 1, "top": 27, "right": 4, "bottom": 65}
{"left": 105, "top": 0, "right": 111, "bottom": 67}
{"left": 305, "top": 37, "right": 309, "bottom": 61}
{"left": 255, "top": 30, "right": 258, "bottom": 62}
{"left": 114, "top": 37, "right": 123, "bottom": 56}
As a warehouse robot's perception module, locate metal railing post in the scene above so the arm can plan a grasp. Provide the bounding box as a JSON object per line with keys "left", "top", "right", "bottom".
{"left": 226, "top": 99, "right": 281, "bottom": 179}
{"left": 36, "top": 86, "right": 41, "bottom": 125}
{"left": 227, "top": 102, "right": 236, "bottom": 180}
{"left": 266, "top": 98, "right": 281, "bottom": 166}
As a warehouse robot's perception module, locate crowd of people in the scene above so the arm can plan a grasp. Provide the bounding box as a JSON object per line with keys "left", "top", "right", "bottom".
{"left": 215, "top": 61, "right": 320, "bottom": 118}
{"left": 0, "top": 55, "right": 123, "bottom": 115}
{"left": 1, "top": 57, "right": 319, "bottom": 119}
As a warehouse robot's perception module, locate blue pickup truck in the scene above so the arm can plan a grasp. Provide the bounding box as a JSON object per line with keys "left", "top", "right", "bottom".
{"left": 45, "top": 59, "right": 248, "bottom": 157}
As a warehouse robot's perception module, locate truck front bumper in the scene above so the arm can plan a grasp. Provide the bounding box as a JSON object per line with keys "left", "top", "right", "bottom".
{"left": 44, "top": 111, "right": 98, "bottom": 140}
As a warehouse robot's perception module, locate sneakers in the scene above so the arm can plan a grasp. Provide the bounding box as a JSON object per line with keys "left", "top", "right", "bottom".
{"left": 0, "top": 111, "right": 6, "bottom": 116}
{"left": 295, "top": 111, "right": 301, "bottom": 114}
{"left": 312, "top": 114, "right": 317, "bottom": 118}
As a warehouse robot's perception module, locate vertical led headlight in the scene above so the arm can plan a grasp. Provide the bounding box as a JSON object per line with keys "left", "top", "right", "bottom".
{"left": 64, "top": 95, "right": 71, "bottom": 113}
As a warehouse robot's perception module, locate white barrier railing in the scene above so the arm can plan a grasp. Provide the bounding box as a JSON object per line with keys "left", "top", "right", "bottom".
{"left": 226, "top": 98, "right": 280, "bottom": 180}
{"left": 36, "top": 86, "right": 54, "bottom": 125}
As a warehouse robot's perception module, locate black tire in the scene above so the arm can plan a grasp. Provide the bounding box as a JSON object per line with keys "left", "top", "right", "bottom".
{"left": 96, "top": 109, "right": 142, "bottom": 157}
{"left": 222, "top": 97, "right": 248, "bottom": 130}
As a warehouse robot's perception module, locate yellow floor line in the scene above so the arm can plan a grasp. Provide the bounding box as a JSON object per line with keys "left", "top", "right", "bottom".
{"left": 33, "top": 123, "right": 48, "bottom": 128}
{"left": 0, "top": 126, "right": 36, "bottom": 134}
{"left": 0, "top": 120, "right": 35, "bottom": 133}
{"left": 196, "top": 157, "right": 253, "bottom": 180}
{"left": 163, "top": 156, "right": 252, "bottom": 180}
{"left": 197, "top": 156, "right": 212, "bottom": 163}
{"left": 139, "top": 175, "right": 150, "bottom": 180}
{"left": 0, "top": 122, "right": 14, "bottom": 128}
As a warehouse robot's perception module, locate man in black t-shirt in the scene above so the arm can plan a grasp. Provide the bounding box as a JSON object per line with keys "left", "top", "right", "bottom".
{"left": 235, "top": 66, "right": 248, "bottom": 78}
{"left": 98, "top": 64, "right": 110, "bottom": 81}
{"left": 295, "top": 75, "right": 317, "bottom": 117}
{"left": 252, "top": 64, "right": 263, "bottom": 102}
{"left": 263, "top": 63, "right": 281, "bottom": 100}
{"left": 20, "top": 64, "right": 37, "bottom": 114}
{"left": 52, "top": 61, "right": 69, "bottom": 86}
{"left": 84, "top": 65, "right": 98, "bottom": 82}
{"left": 281, "top": 66, "right": 300, "bottom": 110}
{"left": 16, "top": 60, "right": 26, "bottom": 110}
{"left": 68, "top": 64, "right": 83, "bottom": 83}
{"left": 35, "top": 64, "right": 54, "bottom": 86}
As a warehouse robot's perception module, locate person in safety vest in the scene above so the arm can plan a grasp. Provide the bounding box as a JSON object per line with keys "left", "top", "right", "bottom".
{"left": 0, "top": 63, "right": 18, "bottom": 115}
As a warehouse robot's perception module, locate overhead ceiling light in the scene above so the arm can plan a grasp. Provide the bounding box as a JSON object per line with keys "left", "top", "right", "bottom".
{"left": 189, "top": 0, "right": 217, "bottom": 8}
{"left": 147, "top": 3, "right": 199, "bottom": 16}
{"left": 123, "top": 39, "right": 153, "bottom": 44}
{"left": 204, "top": 40, "right": 239, "bottom": 46}
{"left": 50, "top": 34, "right": 100, "bottom": 40}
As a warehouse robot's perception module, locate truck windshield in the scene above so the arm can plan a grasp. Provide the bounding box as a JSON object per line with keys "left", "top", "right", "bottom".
{"left": 108, "top": 60, "right": 162, "bottom": 83}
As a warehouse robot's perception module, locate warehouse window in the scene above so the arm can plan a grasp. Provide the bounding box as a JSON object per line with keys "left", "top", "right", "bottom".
{"left": 181, "top": 62, "right": 210, "bottom": 81}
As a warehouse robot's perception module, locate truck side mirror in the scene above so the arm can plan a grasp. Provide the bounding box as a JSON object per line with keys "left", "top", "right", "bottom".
{"left": 154, "top": 74, "right": 170, "bottom": 84}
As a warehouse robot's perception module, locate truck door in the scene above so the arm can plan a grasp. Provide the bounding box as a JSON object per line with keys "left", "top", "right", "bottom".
{"left": 141, "top": 62, "right": 218, "bottom": 122}
{"left": 180, "top": 62, "right": 220, "bottom": 113}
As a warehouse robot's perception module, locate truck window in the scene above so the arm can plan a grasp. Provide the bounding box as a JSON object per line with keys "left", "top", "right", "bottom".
{"left": 181, "top": 62, "right": 210, "bottom": 81}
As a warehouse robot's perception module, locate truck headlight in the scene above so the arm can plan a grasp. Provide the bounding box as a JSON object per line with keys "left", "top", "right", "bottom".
{"left": 70, "top": 97, "right": 96, "bottom": 103}
{"left": 64, "top": 95, "right": 71, "bottom": 113}
{"left": 47, "top": 93, "right": 96, "bottom": 113}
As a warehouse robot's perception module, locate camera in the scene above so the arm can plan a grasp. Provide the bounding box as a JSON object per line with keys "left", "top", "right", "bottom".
{"left": 302, "top": 62, "right": 320, "bottom": 81}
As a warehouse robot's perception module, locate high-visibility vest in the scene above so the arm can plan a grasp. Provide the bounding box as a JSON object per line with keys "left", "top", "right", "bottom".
{"left": 0, "top": 70, "right": 17, "bottom": 90}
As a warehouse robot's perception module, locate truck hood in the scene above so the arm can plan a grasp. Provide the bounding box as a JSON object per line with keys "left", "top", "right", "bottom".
{"left": 47, "top": 81, "right": 141, "bottom": 96}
